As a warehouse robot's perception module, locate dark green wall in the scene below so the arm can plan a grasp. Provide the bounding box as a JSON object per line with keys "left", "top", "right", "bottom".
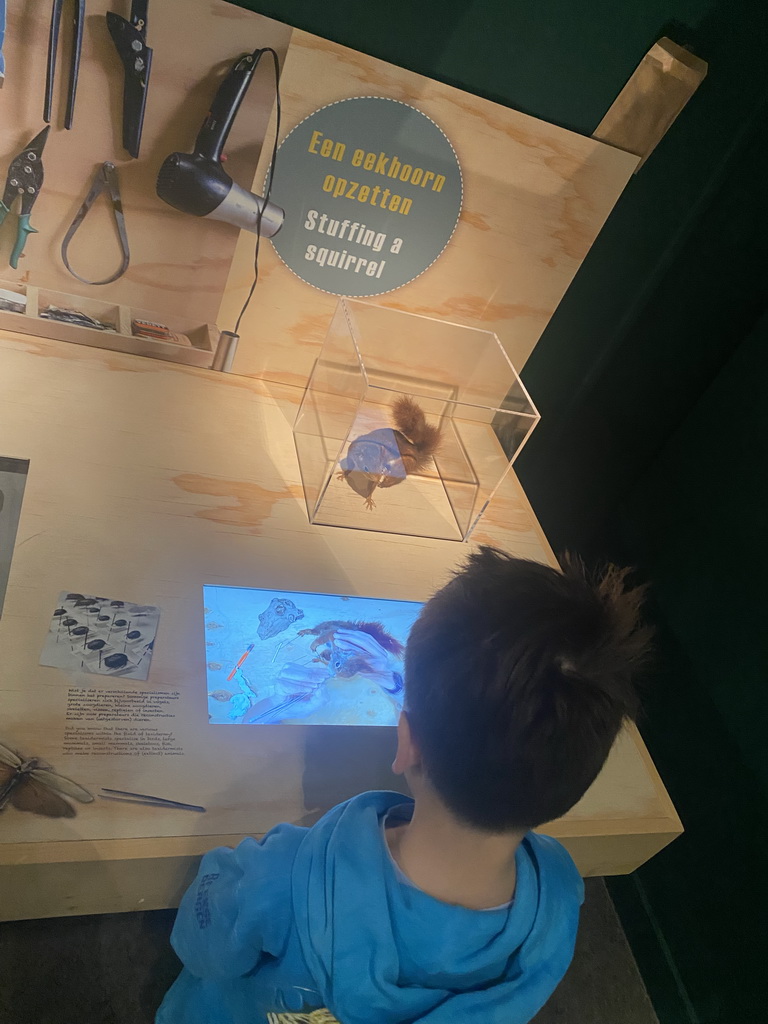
{"left": 235, "top": 3, "right": 768, "bottom": 1020}
{"left": 624, "top": 303, "right": 768, "bottom": 791}
{"left": 609, "top": 307, "right": 768, "bottom": 1024}
{"left": 238, "top": 0, "right": 710, "bottom": 134}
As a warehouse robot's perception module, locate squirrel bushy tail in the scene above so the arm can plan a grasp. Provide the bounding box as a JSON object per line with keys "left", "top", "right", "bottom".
{"left": 392, "top": 396, "right": 442, "bottom": 470}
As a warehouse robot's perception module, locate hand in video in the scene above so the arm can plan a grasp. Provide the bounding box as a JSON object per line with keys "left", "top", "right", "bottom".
{"left": 331, "top": 622, "right": 403, "bottom": 696}
{"left": 275, "top": 662, "right": 329, "bottom": 692}
{"left": 232, "top": 666, "right": 259, "bottom": 697}
{"left": 333, "top": 628, "right": 393, "bottom": 671}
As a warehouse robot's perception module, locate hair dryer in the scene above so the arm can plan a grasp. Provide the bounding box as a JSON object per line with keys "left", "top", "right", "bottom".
{"left": 156, "top": 50, "right": 284, "bottom": 237}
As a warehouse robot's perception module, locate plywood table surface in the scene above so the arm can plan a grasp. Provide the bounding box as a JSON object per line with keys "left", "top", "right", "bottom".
{"left": 0, "top": 330, "right": 680, "bottom": 920}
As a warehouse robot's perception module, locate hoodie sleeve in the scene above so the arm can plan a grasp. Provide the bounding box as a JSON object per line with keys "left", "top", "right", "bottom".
{"left": 170, "top": 822, "right": 305, "bottom": 980}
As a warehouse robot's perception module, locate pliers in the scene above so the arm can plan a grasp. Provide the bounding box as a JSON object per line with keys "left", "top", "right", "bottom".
{"left": 0, "top": 127, "right": 50, "bottom": 269}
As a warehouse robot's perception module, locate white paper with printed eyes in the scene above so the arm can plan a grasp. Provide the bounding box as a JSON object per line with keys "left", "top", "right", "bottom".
{"left": 39, "top": 592, "right": 160, "bottom": 680}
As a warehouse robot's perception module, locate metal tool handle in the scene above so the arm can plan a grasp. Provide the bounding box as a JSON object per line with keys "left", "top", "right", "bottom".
{"left": 65, "top": 0, "right": 85, "bottom": 130}
{"left": 44, "top": 1, "right": 61, "bottom": 124}
{"left": 194, "top": 51, "right": 261, "bottom": 163}
{"left": 45, "top": 0, "right": 84, "bottom": 129}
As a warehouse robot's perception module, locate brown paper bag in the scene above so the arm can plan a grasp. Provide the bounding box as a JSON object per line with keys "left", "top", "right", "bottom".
{"left": 594, "top": 37, "right": 708, "bottom": 170}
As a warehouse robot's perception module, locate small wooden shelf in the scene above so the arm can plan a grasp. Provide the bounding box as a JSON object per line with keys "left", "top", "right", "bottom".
{"left": 0, "top": 282, "right": 218, "bottom": 369}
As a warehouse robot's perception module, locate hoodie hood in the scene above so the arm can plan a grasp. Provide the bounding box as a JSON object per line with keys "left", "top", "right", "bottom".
{"left": 291, "top": 791, "right": 583, "bottom": 1024}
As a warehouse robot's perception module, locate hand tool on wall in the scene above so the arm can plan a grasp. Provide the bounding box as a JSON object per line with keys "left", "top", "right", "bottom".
{"left": 156, "top": 49, "right": 284, "bottom": 237}
{"left": 0, "top": 127, "right": 50, "bottom": 269}
{"left": 45, "top": 0, "right": 85, "bottom": 130}
{"left": 61, "top": 161, "right": 130, "bottom": 284}
{"left": 106, "top": 0, "right": 152, "bottom": 158}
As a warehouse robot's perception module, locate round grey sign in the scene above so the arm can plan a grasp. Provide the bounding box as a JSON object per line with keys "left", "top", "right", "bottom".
{"left": 269, "top": 97, "right": 463, "bottom": 297}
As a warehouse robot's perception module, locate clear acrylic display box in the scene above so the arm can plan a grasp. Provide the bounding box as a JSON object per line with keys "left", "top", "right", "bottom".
{"left": 293, "top": 300, "right": 540, "bottom": 541}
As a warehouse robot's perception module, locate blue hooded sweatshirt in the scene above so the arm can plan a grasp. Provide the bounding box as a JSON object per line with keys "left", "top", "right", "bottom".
{"left": 157, "top": 791, "right": 583, "bottom": 1024}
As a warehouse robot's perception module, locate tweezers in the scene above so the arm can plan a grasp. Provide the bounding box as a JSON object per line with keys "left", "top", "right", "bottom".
{"left": 250, "top": 692, "right": 309, "bottom": 723}
{"left": 45, "top": 0, "right": 85, "bottom": 130}
{"left": 100, "top": 788, "right": 206, "bottom": 813}
{"left": 61, "top": 162, "right": 130, "bottom": 285}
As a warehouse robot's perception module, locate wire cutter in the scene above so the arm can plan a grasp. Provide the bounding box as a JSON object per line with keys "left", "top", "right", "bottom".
{"left": 106, "top": 0, "right": 152, "bottom": 159}
{"left": 45, "top": 0, "right": 85, "bottom": 130}
{"left": 0, "top": 127, "right": 50, "bottom": 269}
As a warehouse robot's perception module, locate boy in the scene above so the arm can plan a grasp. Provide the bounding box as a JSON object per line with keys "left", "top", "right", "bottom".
{"left": 158, "top": 547, "right": 650, "bottom": 1024}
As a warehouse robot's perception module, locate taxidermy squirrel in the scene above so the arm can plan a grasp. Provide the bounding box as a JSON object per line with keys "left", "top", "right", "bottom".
{"left": 337, "top": 395, "right": 442, "bottom": 510}
{"left": 297, "top": 620, "right": 404, "bottom": 690}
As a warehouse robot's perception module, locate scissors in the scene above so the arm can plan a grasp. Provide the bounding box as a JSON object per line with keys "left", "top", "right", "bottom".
{"left": 0, "top": 127, "right": 50, "bottom": 268}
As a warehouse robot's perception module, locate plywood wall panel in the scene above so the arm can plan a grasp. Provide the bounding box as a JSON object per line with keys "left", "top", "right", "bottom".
{"left": 0, "top": 0, "right": 291, "bottom": 323}
{"left": 219, "top": 31, "right": 639, "bottom": 385}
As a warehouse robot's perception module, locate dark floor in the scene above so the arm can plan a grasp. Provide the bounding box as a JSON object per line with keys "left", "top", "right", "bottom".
{"left": 0, "top": 878, "right": 657, "bottom": 1024}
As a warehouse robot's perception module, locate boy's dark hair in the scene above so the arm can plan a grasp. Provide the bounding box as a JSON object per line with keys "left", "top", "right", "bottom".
{"left": 404, "top": 547, "right": 652, "bottom": 832}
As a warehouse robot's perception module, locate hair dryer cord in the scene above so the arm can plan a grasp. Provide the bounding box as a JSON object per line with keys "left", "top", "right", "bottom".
{"left": 234, "top": 46, "right": 281, "bottom": 336}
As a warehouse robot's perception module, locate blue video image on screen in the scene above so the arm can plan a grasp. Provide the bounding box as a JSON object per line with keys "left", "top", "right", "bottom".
{"left": 204, "top": 585, "right": 423, "bottom": 726}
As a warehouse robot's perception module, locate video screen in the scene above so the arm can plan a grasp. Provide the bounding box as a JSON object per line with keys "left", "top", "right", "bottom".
{"left": 204, "top": 585, "right": 423, "bottom": 726}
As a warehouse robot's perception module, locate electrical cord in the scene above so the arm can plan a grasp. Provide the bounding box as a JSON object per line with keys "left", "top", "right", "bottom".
{"left": 233, "top": 46, "right": 282, "bottom": 336}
